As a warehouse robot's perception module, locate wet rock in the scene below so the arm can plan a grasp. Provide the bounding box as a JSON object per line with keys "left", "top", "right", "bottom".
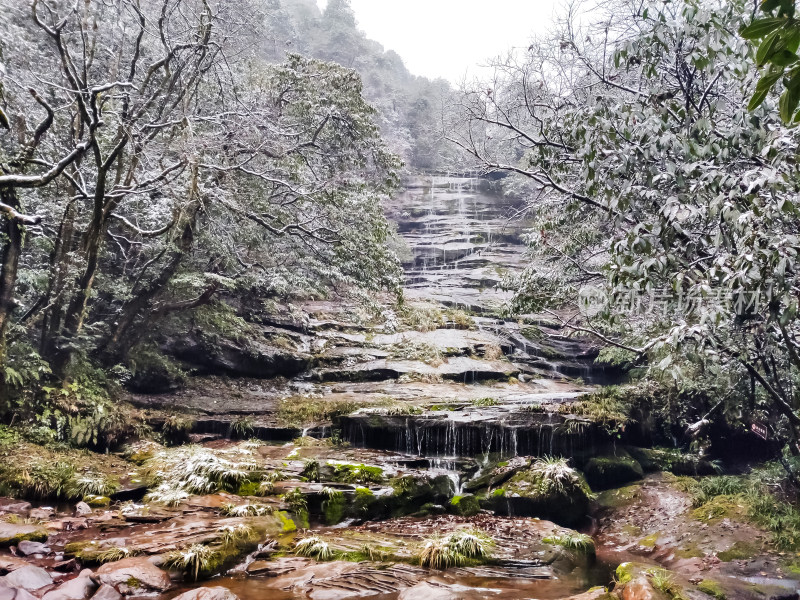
{"left": 29, "top": 508, "right": 55, "bottom": 521}
{"left": 562, "top": 590, "right": 609, "bottom": 600}
{"left": 246, "top": 557, "right": 309, "bottom": 577}
{"left": 52, "top": 560, "right": 79, "bottom": 573}
{"left": 397, "top": 582, "right": 501, "bottom": 600}
{"left": 583, "top": 451, "right": 644, "bottom": 490}
{"left": 163, "top": 333, "right": 310, "bottom": 379}
{"left": 41, "top": 570, "right": 96, "bottom": 600}
{"left": 0, "top": 579, "right": 38, "bottom": 600}
{"left": 0, "top": 523, "right": 48, "bottom": 546}
{"left": 0, "top": 500, "right": 31, "bottom": 517}
{"left": 16, "top": 541, "right": 50, "bottom": 556}
{"left": 89, "top": 585, "right": 121, "bottom": 600}
{"left": 95, "top": 558, "right": 172, "bottom": 595}
{"left": 4, "top": 565, "right": 53, "bottom": 591}
{"left": 74, "top": 503, "right": 92, "bottom": 517}
{"left": 0, "top": 558, "right": 29, "bottom": 574}
{"left": 170, "top": 587, "right": 239, "bottom": 600}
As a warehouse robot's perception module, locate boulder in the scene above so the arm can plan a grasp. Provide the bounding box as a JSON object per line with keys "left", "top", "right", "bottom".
{"left": 89, "top": 585, "right": 121, "bottom": 600}
{"left": 41, "top": 571, "right": 96, "bottom": 600}
{"left": 448, "top": 494, "right": 481, "bottom": 517}
{"left": 0, "top": 558, "right": 30, "bottom": 574}
{"left": 170, "top": 588, "right": 239, "bottom": 600}
{"left": 74, "top": 503, "right": 92, "bottom": 517}
{"left": 29, "top": 508, "right": 54, "bottom": 521}
{"left": 0, "top": 578, "right": 38, "bottom": 600}
{"left": 482, "top": 461, "right": 591, "bottom": 526}
{"left": 17, "top": 541, "right": 50, "bottom": 556}
{"left": 583, "top": 452, "right": 644, "bottom": 490}
{"left": 4, "top": 565, "right": 53, "bottom": 591}
{"left": 95, "top": 558, "right": 171, "bottom": 595}
{"left": 0, "top": 500, "right": 31, "bottom": 517}
{"left": 0, "top": 523, "right": 48, "bottom": 546}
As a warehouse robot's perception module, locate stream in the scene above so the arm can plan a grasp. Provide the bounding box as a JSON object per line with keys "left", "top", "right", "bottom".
{"left": 148, "top": 175, "right": 619, "bottom": 599}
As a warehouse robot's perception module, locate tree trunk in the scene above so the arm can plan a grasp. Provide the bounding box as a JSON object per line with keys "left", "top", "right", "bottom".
{"left": 100, "top": 206, "right": 198, "bottom": 362}
{"left": 0, "top": 187, "right": 24, "bottom": 405}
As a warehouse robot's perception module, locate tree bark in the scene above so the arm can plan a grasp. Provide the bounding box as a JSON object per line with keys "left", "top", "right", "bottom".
{"left": 0, "top": 187, "right": 25, "bottom": 405}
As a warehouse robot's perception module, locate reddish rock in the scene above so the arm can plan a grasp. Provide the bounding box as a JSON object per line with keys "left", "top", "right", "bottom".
{"left": 170, "top": 587, "right": 239, "bottom": 600}
{"left": 4, "top": 565, "right": 53, "bottom": 591}
{"left": 41, "top": 571, "right": 96, "bottom": 600}
{"left": 90, "top": 584, "right": 121, "bottom": 600}
{"left": 95, "top": 558, "right": 171, "bottom": 595}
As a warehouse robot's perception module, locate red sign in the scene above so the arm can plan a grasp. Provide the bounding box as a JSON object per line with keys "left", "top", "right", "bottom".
{"left": 751, "top": 422, "right": 768, "bottom": 441}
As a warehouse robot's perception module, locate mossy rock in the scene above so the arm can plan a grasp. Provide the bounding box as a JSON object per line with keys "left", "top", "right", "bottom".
{"left": 596, "top": 483, "right": 641, "bottom": 509}
{"left": 481, "top": 462, "right": 591, "bottom": 526}
{"left": 276, "top": 511, "right": 297, "bottom": 533}
{"left": 0, "top": 522, "right": 48, "bottom": 546}
{"left": 637, "top": 532, "right": 660, "bottom": 548}
{"left": 698, "top": 579, "right": 727, "bottom": 599}
{"left": 449, "top": 494, "right": 480, "bottom": 517}
{"left": 414, "top": 502, "right": 446, "bottom": 517}
{"left": 387, "top": 474, "right": 454, "bottom": 517}
{"left": 236, "top": 480, "right": 261, "bottom": 497}
{"left": 627, "top": 446, "right": 717, "bottom": 476}
{"left": 583, "top": 452, "right": 643, "bottom": 490}
{"left": 691, "top": 495, "right": 747, "bottom": 524}
{"left": 84, "top": 494, "right": 111, "bottom": 507}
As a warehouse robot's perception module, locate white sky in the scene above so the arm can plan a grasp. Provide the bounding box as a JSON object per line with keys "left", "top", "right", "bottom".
{"left": 316, "top": 0, "right": 563, "bottom": 83}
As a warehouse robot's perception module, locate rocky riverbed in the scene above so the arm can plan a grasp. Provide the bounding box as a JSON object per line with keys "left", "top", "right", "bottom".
{"left": 0, "top": 176, "right": 796, "bottom": 600}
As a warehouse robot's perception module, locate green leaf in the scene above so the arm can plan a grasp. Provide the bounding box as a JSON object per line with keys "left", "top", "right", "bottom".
{"left": 757, "top": 30, "right": 783, "bottom": 65}
{"left": 740, "top": 17, "right": 785, "bottom": 39}
{"left": 771, "top": 48, "right": 800, "bottom": 67}
{"left": 749, "top": 70, "right": 783, "bottom": 109}
{"left": 779, "top": 68, "right": 800, "bottom": 121}
{"left": 0, "top": 107, "right": 8, "bottom": 130}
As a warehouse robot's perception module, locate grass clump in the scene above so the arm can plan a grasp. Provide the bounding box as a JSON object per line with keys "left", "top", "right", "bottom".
{"left": 143, "top": 444, "right": 258, "bottom": 504}
{"left": 532, "top": 457, "right": 585, "bottom": 496}
{"left": 647, "top": 568, "right": 689, "bottom": 600}
{"left": 543, "top": 532, "right": 596, "bottom": 555}
{"left": 96, "top": 546, "right": 138, "bottom": 563}
{"left": 387, "top": 341, "right": 443, "bottom": 366}
{"left": 277, "top": 397, "right": 360, "bottom": 427}
{"left": 164, "top": 544, "right": 220, "bottom": 580}
{"left": 218, "top": 523, "right": 256, "bottom": 545}
{"left": 67, "top": 473, "right": 119, "bottom": 498}
{"left": 294, "top": 536, "right": 334, "bottom": 560}
{"left": 220, "top": 503, "right": 273, "bottom": 517}
{"left": 331, "top": 463, "right": 384, "bottom": 484}
{"left": 229, "top": 416, "right": 255, "bottom": 439}
{"left": 417, "top": 529, "right": 492, "bottom": 569}
{"left": 472, "top": 397, "right": 499, "bottom": 407}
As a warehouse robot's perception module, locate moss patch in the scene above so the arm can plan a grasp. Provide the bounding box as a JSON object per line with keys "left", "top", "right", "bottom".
{"left": 698, "top": 579, "right": 726, "bottom": 599}
{"left": 717, "top": 541, "right": 759, "bottom": 562}
{"left": 691, "top": 495, "right": 748, "bottom": 524}
{"left": 596, "top": 483, "right": 641, "bottom": 509}
{"left": 638, "top": 532, "right": 660, "bottom": 548}
{"left": 675, "top": 544, "right": 704, "bottom": 559}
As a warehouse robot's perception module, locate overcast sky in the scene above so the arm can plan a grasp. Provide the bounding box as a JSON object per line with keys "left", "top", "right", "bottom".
{"left": 316, "top": 0, "right": 563, "bottom": 82}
